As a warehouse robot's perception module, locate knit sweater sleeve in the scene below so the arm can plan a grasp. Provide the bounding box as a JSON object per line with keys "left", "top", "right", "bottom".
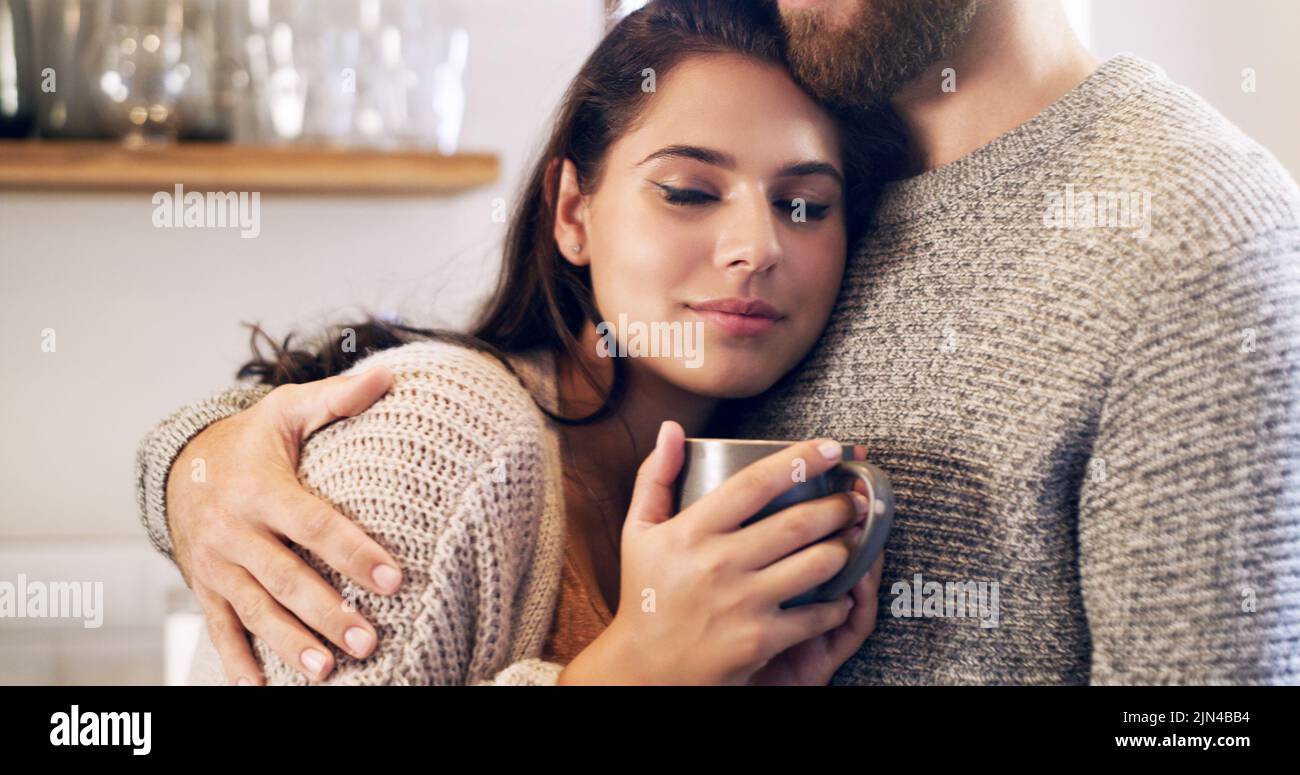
{"left": 134, "top": 382, "right": 273, "bottom": 561}
{"left": 1077, "top": 228, "right": 1300, "bottom": 684}
{"left": 245, "top": 341, "right": 566, "bottom": 685}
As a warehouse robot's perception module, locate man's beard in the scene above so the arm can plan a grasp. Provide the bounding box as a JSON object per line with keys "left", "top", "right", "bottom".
{"left": 779, "top": 0, "right": 979, "bottom": 110}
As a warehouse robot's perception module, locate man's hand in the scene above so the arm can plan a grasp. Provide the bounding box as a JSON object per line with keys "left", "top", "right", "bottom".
{"left": 166, "top": 367, "right": 402, "bottom": 685}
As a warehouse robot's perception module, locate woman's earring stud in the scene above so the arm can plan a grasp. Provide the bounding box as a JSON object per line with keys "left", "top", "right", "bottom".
{"left": 571, "top": 243, "right": 582, "bottom": 254}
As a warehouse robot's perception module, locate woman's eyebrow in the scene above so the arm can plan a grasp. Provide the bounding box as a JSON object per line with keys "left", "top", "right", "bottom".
{"left": 636, "top": 146, "right": 844, "bottom": 190}
{"left": 776, "top": 161, "right": 844, "bottom": 190}
{"left": 636, "top": 144, "right": 734, "bottom": 168}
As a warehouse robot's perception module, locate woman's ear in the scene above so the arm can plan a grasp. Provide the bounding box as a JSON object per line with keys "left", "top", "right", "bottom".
{"left": 552, "top": 158, "right": 591, "bottom": 268}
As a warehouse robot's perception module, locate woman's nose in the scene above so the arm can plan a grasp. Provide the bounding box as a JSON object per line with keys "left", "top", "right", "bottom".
{"left": 713, "top": 192, "right": 783, "bottom": 276}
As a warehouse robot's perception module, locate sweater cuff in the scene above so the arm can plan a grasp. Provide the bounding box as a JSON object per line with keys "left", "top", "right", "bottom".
{"left": 477, "top": 658, "right": 565, "bottom": 686}
{"left": 134, "top": 383, "right": 273, "bottom": 561}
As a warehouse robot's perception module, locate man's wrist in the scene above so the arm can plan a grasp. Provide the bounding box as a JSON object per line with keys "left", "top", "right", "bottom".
{"left": 136, "top": 383, "right": 273, "bottom": 561}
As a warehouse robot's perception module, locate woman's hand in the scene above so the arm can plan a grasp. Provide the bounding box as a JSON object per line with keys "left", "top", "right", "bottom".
{"left": 165, "top": 367, "right": 404, "bottom": 685}
{"left": 746, "top": 553, "right": 883, "bottom": 685}
{"left": 749, "top": 443, "right": 885, "bottom": 685}
{"left": 561, "top": 421, "right": 873, "bottom": 685}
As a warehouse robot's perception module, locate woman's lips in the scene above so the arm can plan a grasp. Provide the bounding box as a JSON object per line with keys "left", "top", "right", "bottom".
{"left": 686, "top": 298, "right": 784, "bottom": 337}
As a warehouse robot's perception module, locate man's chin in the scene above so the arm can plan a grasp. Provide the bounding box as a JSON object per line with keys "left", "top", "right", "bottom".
{"left": 777, "top": 0, "right": 978, "bottom": 110}
{"left": 778, "top": 0, "right": 859, "bottom": 30}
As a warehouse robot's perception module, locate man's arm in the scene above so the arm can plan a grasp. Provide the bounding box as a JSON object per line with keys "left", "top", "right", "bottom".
{"left": 1078, "top": 228, "right": 1300, "bottom": 684}
{"left": 132, "top": 368, "right": 405, "bottom": 683}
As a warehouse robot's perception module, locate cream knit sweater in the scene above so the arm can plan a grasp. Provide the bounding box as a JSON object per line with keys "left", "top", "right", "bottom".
{"left": 157, "top": 342, "right": 571, "bottom": 685}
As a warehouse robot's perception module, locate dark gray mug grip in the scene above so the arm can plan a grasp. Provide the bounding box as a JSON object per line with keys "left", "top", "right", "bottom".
{"left": 779, "top": 460, "right": 894, "bottom": 608}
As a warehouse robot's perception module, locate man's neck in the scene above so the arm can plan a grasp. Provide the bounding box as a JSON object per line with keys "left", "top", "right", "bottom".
{"left": 891, "top": 0, "right": 1099, "bottom": 174}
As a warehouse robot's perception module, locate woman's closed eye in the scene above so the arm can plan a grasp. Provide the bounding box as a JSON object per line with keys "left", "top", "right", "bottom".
{"left": 654, "top": 182, "right": 718, "bottom": 206}
{"left": 653, "top": 182, "right": 833, "bottom": 221}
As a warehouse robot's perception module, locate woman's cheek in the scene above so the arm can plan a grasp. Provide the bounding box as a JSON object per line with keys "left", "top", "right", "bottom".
{"left": 793, "top": 229, "right": 847, "bottom": 304}
{"left": 783, "top": 233, "right": 846, "bottom": 358}
{"left": 608, "top": 219, "right": 702, "bottom": 301}
{"left": 587, "top": 204, "right": 651, "bottom": 316}
{"left": 589, "top": 229, "right": 692, "bottom": 330}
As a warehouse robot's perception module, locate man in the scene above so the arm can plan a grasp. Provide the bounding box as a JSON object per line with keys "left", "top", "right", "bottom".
{"left": 138, "top": 0, "right": 1300, "bottom": 684}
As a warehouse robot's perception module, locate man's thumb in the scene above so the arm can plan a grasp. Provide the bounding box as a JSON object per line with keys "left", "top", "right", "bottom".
{"left": 281, "top": 365, "right": 394, "bottom": 437}
{"left": 626, "top": 420, "right": 685, "bottom": 529}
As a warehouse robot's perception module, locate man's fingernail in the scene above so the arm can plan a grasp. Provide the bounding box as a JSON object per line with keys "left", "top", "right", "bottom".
{"left": 372, "top": 564, "right": 401, "bottom": 592}
{"left": 301, "top": 649, "right": 328, "bottom": 676}
{"left": 345, "top": 627, "right": 375, "bottom": 656}
{"left": 818, "top": 440, "right": 842, "bottom": 461}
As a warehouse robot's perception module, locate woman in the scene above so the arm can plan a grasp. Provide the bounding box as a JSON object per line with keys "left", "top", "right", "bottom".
{"left": 148, "top": 0, "right": 902, "bottom": 684}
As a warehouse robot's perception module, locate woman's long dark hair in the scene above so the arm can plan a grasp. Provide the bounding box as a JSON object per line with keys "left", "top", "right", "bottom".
{"left": 238, "top": 0, "right": 905, "bottom": 425}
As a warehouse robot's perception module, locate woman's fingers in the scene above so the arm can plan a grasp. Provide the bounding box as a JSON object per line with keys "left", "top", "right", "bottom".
{"left": 823, "top": 553, "right": 884, "bottom": 660}
{"left": 268, "top": 487, "right": 403, "bottom": 596}
{"left": 208, "top": 562, "right": 337, "bottom": 682}
{"left": 732, "top": 491, "right": 866, "bottom": 570}
{"left": 753, "top": 533, "right": 852, "bottom": 607}
{"left": 194, "top": 584, "right": 264, "bottom": 686}
{"left": 766, "top": 597, "right": 855, "bottom": 657}
{"left": 684, "top": 438, "right": 845, "bottom": 534}
{"left": 225, "top": 530, "right": 379, "bottom": 660}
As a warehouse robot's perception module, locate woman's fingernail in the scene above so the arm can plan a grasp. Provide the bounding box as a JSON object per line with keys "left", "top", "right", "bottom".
{"left": 345, "top": 627, "right": 375, "bottom": 656}
{"left": 851, "top": 492, "right": 870, "bottom": 516}
{"left": 657, "top": 421, "right": 672, "bottom": 448}
{"left": 817, "top": 440, "right": 842, "bottom": 461}
{"left": 237, "top": 676, "right": 252, "bottom": 686}
{"left": 301, "top": 648, "right": 328, "bottom": 676}
{"left": 372, "top": 564, "right": 401, "bottom": 592}
{"left": 846, "top": 596, "right": 856, "bottom": 611}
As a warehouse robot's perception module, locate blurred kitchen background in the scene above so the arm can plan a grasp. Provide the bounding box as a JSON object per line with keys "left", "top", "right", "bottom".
{"left": 1, "top": 0, "right": 1297, "bottom": 683}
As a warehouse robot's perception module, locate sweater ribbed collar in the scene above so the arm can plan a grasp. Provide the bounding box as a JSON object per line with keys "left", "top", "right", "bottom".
{"left": 871, "top": 52, "right": 1165, "bottom": 227}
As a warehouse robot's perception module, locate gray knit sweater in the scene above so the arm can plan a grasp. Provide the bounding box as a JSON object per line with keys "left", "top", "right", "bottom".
{"left": 733, "top": 53, "right": 1300, "bottom": 684}
{"left": 137, "top": 53, "right": 1300, "bottom": 684}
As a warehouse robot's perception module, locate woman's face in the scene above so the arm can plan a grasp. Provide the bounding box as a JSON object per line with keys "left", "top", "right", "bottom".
{"left": 555, "top": 53, "right": 849, "bottom": 399}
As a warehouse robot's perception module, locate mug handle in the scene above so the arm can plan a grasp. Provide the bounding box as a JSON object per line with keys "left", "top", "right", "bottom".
{"left": 779, "top": 460, "right": 895, "bottom": 608}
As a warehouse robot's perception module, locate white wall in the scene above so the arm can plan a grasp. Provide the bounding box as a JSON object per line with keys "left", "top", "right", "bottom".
{"left": 1088, "top": 0, "right": 1300, "bottom": 178}
{"left": 0, "top": 0, "right": 604, "bottom": 683}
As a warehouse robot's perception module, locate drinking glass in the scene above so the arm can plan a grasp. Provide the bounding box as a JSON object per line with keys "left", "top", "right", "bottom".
{"left": 90, "top": 0, "right": 187, "bottom": 145}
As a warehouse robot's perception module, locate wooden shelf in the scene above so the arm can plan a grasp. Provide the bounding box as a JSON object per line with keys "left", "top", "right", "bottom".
{"left": 0, "top": 140, "right": 499, "bottom": 195}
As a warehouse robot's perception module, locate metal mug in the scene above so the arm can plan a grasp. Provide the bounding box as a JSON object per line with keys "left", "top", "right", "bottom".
{"left": 672, "top": 438, "right": 894, "bottom": 608}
